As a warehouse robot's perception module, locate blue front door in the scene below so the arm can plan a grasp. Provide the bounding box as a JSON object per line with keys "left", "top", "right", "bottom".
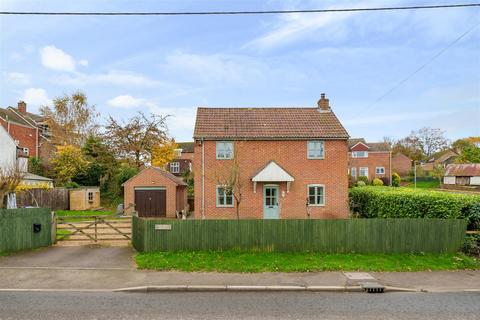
{"left": 263, "top": 185, "right": 280, "bottom": 219}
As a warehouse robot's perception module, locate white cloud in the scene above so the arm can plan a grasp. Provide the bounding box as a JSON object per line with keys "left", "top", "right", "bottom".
{"left": 107, "top": 95, "right": 144, "bottom": 109}
{"left": 40, "top": 45, "right": 76, "bottom": 72}
{"left": 21, "top": 88, "right": 51, "bottom": 108}
{"left": 78, "top": 59, "right": 89, "bottom": 67}
{"left": 5, "top": 72, "right": 31, "bottom": 85}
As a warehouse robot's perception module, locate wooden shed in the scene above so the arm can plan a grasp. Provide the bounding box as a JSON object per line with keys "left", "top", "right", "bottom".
{"left": 122, "top": 167, "right": 188, "bottom": 218}
{"left": 69, "top": 187, "right": 101, "bottom": 210}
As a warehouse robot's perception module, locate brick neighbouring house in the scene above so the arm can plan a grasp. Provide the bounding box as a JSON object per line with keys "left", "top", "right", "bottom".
{"left": 392, "top": 152, "right": 412, "bottom": 177}
{"left": 167, "top": 142, "right": 194, "bottom": 176}
{"left": 348, "top": 138, "right": 392, "bottom": 184}
{"left": 0, "top": 101, "right": 52, "bottom": 161}
{"left": 193, "top": 94, "right": 350, "bottom": 219}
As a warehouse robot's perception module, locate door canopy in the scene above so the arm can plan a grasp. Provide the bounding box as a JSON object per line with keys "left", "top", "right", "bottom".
{"left": 252, "top": 161, "right": 294, "bottom": 193}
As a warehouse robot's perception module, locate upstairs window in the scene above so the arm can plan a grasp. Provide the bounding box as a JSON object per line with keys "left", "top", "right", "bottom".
{"left": 307, "top": 141, "right": 324, "bottom": 159}
{"left": 22, "top": 147, "right": 29, "bottom": 156}
{"left": 216, "top": 186, "right": 234, "bottom": 207}
{"left": 174, "top": 149, "right": 182, "bottom": 158}
{"left": 216, "top": 141, "right": 233, "bottom": 159}
{"left": 170, "top": 162, "right": 180, "bottom": 174}
{"left": 308, "top": 185, "right": 325, "bottom": 206}
{"left": 352, "top": 151, "right": 368, "bottom": 158}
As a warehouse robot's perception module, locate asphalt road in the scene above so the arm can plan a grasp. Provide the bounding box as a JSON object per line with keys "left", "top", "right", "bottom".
{"left": 0, "top": 291, "right": 479, "bottom": 320}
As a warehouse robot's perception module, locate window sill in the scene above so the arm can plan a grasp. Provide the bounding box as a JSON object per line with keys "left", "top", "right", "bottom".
{"left": 216, "top": 205, "right": 234, "bottom": 208}
{"left": 307, "top": 157, "right": 325, "bottom": 160}
{"left": 308, "top": 204, "right": 325, "bottom": 207}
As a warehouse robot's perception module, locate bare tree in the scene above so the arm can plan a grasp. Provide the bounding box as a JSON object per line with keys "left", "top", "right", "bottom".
{"left": 103, "top": 112, "right": 169, "bottom": 169}
{"left": 408, "top": 127, "right": 449, "bottom": 159}
{"left": 215, "top": 143, "right": 244, "bottom": 220}
{"left": 0, "top": 165, "right": 24, "bottom": 209}
{"left": 382, "top": 136, "right": 395, "bottom": 150}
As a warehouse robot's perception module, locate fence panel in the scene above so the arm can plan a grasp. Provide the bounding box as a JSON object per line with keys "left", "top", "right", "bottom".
{"left": 132, "top": 217, "right": 467, "bottom": 253}
{"left": 0, "top": 208, "right": 52, "bottom": 252}
{"left": 16, "top": 188, "right": 69, "bottom": 210}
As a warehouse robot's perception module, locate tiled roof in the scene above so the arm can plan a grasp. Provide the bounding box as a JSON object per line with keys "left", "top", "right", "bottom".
{"left": 445, "top": 163, "right": 480, "bottom": 177}
{"left": 0, "top": 107, "right": 45, "bottom": 127}
{"left": 177, "top": 142, "right": 195, "bottom": 153}
{"left": 151, "top": 167, "right": 187, "bottom": 185}
{"left": 348, "top": 138, "right": 390, "bottom": 152}
{"left": 194, "top": 107, "right": 349, "bottom": 140}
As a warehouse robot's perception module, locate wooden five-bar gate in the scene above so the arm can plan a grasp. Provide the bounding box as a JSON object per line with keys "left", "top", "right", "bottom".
{"left": 56, "top": 215, "right": 131, "bottom": 243}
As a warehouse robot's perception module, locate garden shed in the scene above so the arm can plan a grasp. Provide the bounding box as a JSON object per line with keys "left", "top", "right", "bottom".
{"left": 122, "top": 166, "right": 188, "bottom": 218}
{"left": 69, "top": 187, "right": 101, "bottom": 210}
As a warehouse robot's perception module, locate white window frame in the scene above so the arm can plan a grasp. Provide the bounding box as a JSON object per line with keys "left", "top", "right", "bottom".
{"left": 351, "top": 167, "right": 356, "bottom": 177}
{"left": 170, "top": 162, "right": 180, "bottom": 174}
{"left": 307, "top": 141, "right": 325, "bottom": 159}
{"left": 23, "top": 147, "right": 29, "bottom": 156}
{"left": 359, "top": 167, "right": 369, "bottom": 177}
{"left": 375, "top": 167, "right": 385, "bottom": 175}
{"left": 216, "top": 141, "right": 233, "bottom": 159}
{"left": 307, "top": 184, "right": 325, "bottom": 207}
{"left": 174, "top": 148, "right": 182, "bottom": 158}
{"left": 352, "top": 151, "right": 368, "bottom": 158}
{"left": 216, "top": 185, "right": 234, "bottom": 207}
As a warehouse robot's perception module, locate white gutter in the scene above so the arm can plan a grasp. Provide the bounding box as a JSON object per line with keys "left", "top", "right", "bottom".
{"left": 201, "top": 138, "right": 205, "bottom": 219}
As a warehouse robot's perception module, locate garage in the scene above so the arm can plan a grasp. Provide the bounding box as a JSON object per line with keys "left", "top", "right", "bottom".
{"left": 122, "top": 167, "right": 188, "bottom": 218}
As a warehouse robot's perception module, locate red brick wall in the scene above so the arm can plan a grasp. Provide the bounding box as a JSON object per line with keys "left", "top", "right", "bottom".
{"left": 0, "top": 119, "right": 38, "bottom": 157}
{"left": 194, "top": 140, "right": 349, "bottom": 219}
{"left": 348, "top": 152, "right": 391, "bottom": 183}
{"left": 392, "top": 153, "right": 412, "bottom": 177}
{"left": 123, "top": 167, "right": 183, "bottom": 218}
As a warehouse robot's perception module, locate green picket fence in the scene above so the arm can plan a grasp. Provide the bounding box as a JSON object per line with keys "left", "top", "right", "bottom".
{"left": 132, "top": 217, "right": 467, "bottom": 253}
{"left": 0, "top": 208, "right": 53, "bottom": 252}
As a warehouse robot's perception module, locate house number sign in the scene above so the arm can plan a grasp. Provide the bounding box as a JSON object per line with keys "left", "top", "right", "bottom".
{"left": 155, "top": 224, "right": 172, "bottom": 231}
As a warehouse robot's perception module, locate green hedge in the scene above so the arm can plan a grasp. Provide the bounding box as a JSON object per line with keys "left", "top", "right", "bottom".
{"left": 0, "top": 208, "right": 52, "bottom": 252}
{"left": 349, "top": 187, "right": 480, "bottom": 230}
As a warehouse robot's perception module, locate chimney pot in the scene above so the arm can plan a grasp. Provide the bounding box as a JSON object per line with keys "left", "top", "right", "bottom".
{"left": 317, "top": 93, "right": 330, "bottom": 111}
{"left": 17, "top": 101, "right": 27, "bottom": 114}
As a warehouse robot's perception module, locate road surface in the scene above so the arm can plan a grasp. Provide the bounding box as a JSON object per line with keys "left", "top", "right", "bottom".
{"left": 1, "top": 291, "right": 479, "bottom": 319}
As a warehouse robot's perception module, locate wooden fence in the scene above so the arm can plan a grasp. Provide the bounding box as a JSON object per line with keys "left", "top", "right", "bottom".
{"left": 0, "top": 208, "right": 52, "bottom": 252}
{"left": 16, "top": 188, "right": 69, "bottom": 210}
{"left": 132, "top": 217, "right": 467, "bottom": 253}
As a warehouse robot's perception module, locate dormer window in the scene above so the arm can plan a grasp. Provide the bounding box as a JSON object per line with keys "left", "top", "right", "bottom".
{"left": 174, "top": 148, "right": 182, "bottom": 158}
{"left": 352, "top": 151, "right": 368, "bottom": 158}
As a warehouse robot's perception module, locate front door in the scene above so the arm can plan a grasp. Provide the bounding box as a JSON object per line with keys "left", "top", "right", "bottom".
{"left": 263, "top": 185, "right": 280, "bottom": 219}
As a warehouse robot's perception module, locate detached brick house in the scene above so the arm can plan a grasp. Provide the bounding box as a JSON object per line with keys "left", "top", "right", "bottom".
{"left": 0, "top": 101, "right": 51, "bottom": 161}
{"left": 193, "top": 94, "right": 350, "bottom": 219}
{"left": 167, "top": 142, "right": 194, "bottom": 176}
{"left": 348, "top": 138, "right": 391, "bottom": 184}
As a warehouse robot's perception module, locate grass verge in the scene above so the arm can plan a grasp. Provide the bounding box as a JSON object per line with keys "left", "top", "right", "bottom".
{"left": 135, "top": 251, "right": 479, "bottom": 272}
{"left": 403, "top": 180, "right": 440, "bottom": 189}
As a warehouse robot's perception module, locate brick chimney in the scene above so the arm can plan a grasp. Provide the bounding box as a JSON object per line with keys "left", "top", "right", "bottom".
{"left": 17, "top": 101, "right": 27, "bottom": 113}
{"left": 317, "top": 93, "right": 330, "bottom": 111}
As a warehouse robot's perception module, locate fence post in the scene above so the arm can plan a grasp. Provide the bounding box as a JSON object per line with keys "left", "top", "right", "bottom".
{"left": 51, "top": 211, "right": 57, "bottom": 244}
{"left": 94, "top": 216, "right": 98, "bottom": 242}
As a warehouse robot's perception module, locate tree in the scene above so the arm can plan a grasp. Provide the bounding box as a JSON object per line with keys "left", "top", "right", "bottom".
{"left": 0, "top": 166, "right": 23, "bottom": 209}
{"left": 382, "top": 136, "right": 395, "bottom": 150}
{"left": 51, "top": 145, "right": 89, "bottom": 185}
{"left": 40, "top": 91, "right": 98, "bottom": 147}
{"left": 453, "top": 137, "right": 480, "bottom": 163}
{"left": 392, "top": 137, "right": 424, "bottom": 162}
{"left": 407, "top": 127, "right": 449, "bottom": 160}
{"left": 432, "top": 165, "right": 446, "bottom": 184}
{"left": 215, "top": 143, "right": 244, "bottom": 220}
{"left": 104, "top": 112, "right": 169, "bottom": 169}
{"left": 151, "top": 139, "right": 178, "bottom": 168}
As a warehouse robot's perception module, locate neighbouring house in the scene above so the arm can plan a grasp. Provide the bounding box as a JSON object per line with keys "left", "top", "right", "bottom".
{"left": 69, "top": 187, "right": 101, "bottom": 211}
{"left": 0, "top": 101, "right": 52, "bottom": 162}
{"left": 392, "top": 152, "right": 412, "bottom": 177}
{"left": 122, "top": 166, "right": 188, "bottom": 217}
{"left": 443, "top": 163, "right": 480, "bottom": 187}
{"left": 193, "top": 93, "right": 350, "bottom": 219}
{"left": 167, "top": 142, "right": 194, "bottom": 177}
{"left": 348, "top": 138, "right": 391, "bottom": 184}
{"left": 421, "top": 149, "right": 459, "bottom": 173}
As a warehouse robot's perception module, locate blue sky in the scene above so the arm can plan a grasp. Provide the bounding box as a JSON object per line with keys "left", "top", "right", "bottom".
{"left": 1, "top": 0, "right": 479, "bottom": 142}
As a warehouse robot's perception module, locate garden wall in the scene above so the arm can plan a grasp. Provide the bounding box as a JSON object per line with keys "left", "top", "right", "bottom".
{"left": 0, "top": 208, "right": 53, "bottom": 252}
{"left": 132, "top": 217, "right": 466, "bottom": 253}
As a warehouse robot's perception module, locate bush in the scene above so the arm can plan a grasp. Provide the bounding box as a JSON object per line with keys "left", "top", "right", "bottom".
{"left": 392, "top": 172, "right": 401, "bottom": 187}
{"left": 372, "top": 178, "right": 384, "bottom": 186}
{"left": 356, "top": 181, "right": 366, "bottom": 187}
{"left": 349, "top": 187, "right": 480, "bottom": 230}
{"left": 463, "top": 234, "right": 480, "bottom": 257}
{"left": 63, "top": 181, "right": 80, "bottom": 189}
{"left": 357, "top": 176, "right": 369, "bottom": 185}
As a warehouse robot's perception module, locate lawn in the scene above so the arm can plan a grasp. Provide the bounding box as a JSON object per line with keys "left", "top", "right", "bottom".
{"left": 403, "top": 180, "right": 440, "bottom": 189}
{"left": 135, "top": 251, "right": 479, "bottom": 273}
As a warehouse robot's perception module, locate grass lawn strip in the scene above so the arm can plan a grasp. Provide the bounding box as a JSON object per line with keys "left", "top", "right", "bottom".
{"left": 135, "top": 251, "right": 479, "bottom": 272}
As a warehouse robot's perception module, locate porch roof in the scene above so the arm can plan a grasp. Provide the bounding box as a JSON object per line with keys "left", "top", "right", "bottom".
{"left": 252, "top": 161, "right": 294, "bottom": 182}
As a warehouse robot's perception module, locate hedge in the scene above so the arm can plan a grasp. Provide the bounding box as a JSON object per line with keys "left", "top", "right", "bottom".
{"left": 349, "top": 187, "right": 480, "bottom": 230}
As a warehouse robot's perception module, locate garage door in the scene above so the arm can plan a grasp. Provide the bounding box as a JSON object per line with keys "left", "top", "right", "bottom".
{"left": 134, "top": 188, "right": 166, "bottom": 217}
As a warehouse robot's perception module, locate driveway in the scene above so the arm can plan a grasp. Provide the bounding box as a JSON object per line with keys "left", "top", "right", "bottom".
{"left": 0, "top": 246, "right": 135, "bottom": 269}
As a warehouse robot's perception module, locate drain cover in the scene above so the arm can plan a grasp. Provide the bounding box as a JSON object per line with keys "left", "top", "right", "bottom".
{"left": 361, "top": 282, "right": 385, "bottom": 293}
{"left": 344, "top": 272, "right": 375, "bottom": 280}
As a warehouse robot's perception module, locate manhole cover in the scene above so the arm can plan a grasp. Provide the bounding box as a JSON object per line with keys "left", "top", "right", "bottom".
{"left": 344, "top": 272, "right": 375, "bottom": 280}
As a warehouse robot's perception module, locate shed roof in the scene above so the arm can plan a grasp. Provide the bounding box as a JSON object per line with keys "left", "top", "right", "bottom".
{"left": 194, "top": 107, "right": 349, "bottom": 140}
{"left": 445, "top": 163, "right": 480, "bottom": 177}
{"left": 122, "top": 166, "right": 187, "bottom": 186}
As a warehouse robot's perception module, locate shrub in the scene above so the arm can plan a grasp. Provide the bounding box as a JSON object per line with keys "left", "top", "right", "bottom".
{"left": 356, "top": 181, "right": 366, "bottom": 187}
{"left": 357, "top": 176, "right": 369, "bottom": 185}
{"left": 349, "top": 186, "right": 480, "bottom": 230}
{"left": 372, "top": 178, "right": 384, "bottom": 186}
{"left": 463, "top": 234, "right": 480, "bottom": 257}
{"left": 64, "top": 181, "right": 80, "bottom": 189}
{"left": 392, "top": 172, "right": 401, "bottom": 187}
